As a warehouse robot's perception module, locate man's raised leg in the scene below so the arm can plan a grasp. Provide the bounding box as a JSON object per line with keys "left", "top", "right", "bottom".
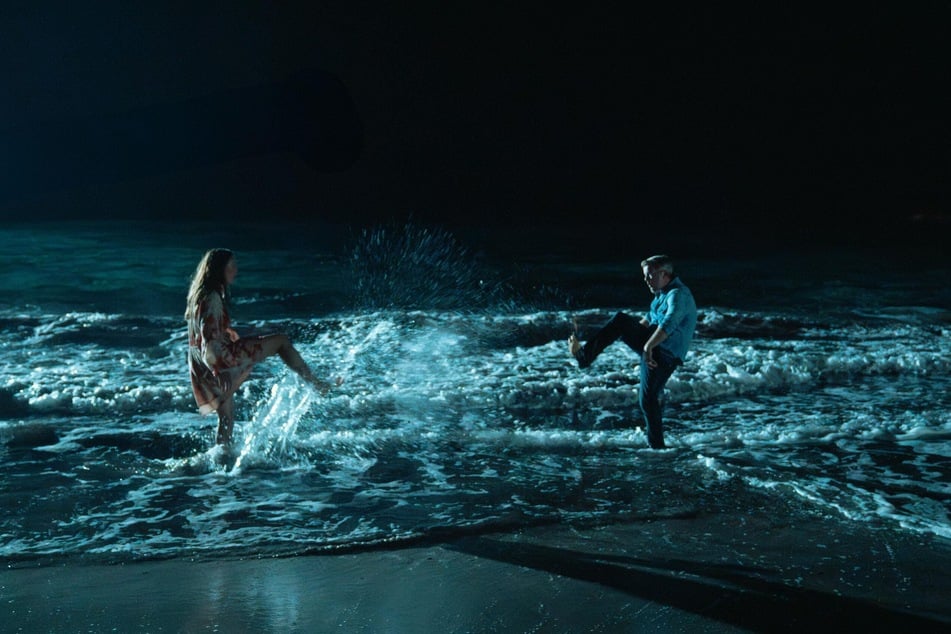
{"left": 573, "top": 312, "right": 653, "bottom": 368}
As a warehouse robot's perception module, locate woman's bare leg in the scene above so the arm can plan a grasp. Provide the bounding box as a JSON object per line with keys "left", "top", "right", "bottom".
{"left": 259, "top": 334, "right": 332, "bottom": 392}
{"left": 216, "top": 396, "right": 235, "bottom": 446}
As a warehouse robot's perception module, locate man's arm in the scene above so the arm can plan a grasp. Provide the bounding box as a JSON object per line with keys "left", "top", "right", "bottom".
{"left": 643, "top": 327, "right": 668, "bottom": 368}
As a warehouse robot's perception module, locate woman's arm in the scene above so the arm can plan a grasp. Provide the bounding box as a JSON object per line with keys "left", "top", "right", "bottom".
{"left": 199, "top": 294, "right": 238, "bottom": 370}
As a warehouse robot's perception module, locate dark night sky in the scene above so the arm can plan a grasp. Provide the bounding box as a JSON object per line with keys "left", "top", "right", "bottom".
{"left": 2, "top": 4, "right": 948, "bottom": 249}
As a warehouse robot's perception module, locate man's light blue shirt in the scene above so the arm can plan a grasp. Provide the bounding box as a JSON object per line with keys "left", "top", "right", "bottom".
{"left": 647, "top": 277, "right": 697, "bottom": 362}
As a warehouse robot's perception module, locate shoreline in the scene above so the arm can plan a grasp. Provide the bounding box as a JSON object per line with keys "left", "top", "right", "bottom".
{"left": 4, "top": 508, "right": 949, "bottom": 633}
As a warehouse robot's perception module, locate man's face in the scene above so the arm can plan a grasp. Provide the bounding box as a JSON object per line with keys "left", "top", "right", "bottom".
{"left": 642, "top": 265, "right": 669, "bottom": 292}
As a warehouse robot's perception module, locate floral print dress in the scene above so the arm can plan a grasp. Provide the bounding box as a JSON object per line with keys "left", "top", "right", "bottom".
{"left": 187, "top": 291, "right": 265, "bottom": 415}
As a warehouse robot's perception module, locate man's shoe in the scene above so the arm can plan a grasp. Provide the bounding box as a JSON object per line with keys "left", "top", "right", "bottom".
{"left": 568, "top": 335, "right": 590, "bottom": 368}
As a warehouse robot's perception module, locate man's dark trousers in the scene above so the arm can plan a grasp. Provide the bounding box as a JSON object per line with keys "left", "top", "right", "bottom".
{"left": 576, "top": 312, "right": 681, "bottom": 448}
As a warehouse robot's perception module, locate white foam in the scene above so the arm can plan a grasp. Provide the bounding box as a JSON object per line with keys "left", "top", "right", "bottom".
{"left": 2, "top": 301, "right": 950, "bottom": 557}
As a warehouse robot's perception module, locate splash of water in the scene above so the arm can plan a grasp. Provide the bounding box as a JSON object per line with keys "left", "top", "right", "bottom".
{"left": 349, "top": 223, "right": 509, "bottom": 311}
{"left": 231, "top": 375, "right": 315, "bottom": 472}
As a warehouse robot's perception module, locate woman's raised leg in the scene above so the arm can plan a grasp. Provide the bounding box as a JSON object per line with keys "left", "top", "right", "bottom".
{"left": 258, "top": 334, "right": 332, "bottom": 392}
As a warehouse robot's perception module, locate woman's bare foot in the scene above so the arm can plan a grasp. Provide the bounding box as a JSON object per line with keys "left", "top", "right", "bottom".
{"left": 308, "top": 376, "right": 343, "bottom": 394}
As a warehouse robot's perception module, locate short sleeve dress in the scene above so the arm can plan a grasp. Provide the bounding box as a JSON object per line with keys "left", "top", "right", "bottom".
{"left": 187, "top": 291, "right": 265, "bottom": 414}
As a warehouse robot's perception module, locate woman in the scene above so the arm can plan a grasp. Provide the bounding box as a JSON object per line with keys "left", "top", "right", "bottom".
{"left": 185, "top": 248, "right": 337, "bottom": 446}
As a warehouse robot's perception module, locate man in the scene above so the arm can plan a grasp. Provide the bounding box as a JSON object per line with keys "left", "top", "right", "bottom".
{"left": 568, "top": 255, "right": 697, "bottom": 448}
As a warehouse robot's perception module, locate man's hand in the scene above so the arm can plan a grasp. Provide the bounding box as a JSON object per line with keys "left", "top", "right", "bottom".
{"left": 643, "top": 345, "right": 658, "bottom": 369}
{"left": 225, "top": 327, "right": 240, "bottom": 342}
{"left": 643, "top": 327, "right": 668, "bottom": 369}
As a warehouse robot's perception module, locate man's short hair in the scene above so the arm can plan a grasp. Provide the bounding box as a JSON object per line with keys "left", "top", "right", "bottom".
{"left": 641, "top": 254, "right": 674, "bottom": 275}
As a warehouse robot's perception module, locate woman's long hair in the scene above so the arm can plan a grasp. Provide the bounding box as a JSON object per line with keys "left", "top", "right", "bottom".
{"left": 185, "top": 248, "right": 234, "bottom": 320}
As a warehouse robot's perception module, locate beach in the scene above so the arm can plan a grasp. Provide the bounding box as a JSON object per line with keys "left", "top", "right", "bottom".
{"left": 5, "top": 494, "right": 949, "bottom": 633}
{"left": 4, "top": 4, "right": 950, "bottom": 631}
{"left": 2, "top": 224, "right": 950, "bottom": 632}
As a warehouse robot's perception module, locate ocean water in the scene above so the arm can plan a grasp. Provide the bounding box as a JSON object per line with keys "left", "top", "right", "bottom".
{"left": 0, "top": 221, "right": 948, "bottom": 565}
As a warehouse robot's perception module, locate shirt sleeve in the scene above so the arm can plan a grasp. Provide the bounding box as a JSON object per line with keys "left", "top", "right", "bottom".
{"left": 647, "top": 295, "right": 662, "bottom": 326}
{"left": 656, "top": 289, "right": 685, "bottom": 333}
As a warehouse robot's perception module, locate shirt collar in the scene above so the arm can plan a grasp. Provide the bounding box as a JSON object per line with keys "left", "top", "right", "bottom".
{"left": 656, "top": 275, "right": 682, "bottom": 295}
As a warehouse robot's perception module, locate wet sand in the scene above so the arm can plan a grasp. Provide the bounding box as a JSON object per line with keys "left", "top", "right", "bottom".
{"left": 3, "top": 505, "right": 949, "bottom": 633}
